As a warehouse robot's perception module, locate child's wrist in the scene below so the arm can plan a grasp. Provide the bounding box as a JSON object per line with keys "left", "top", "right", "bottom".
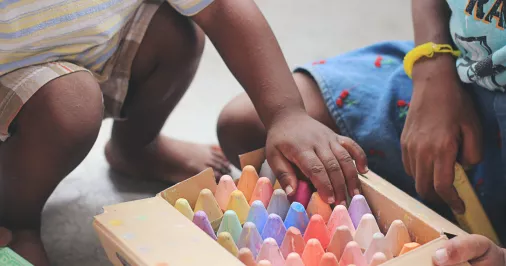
{"left": 264, "top": 106, "right": 307, "bottom": 130}
{"left": 412, "top": 53, "right": 458, "bottom": 84}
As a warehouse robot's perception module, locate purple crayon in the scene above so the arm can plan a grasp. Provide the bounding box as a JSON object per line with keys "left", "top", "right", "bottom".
{"left": 238, "top": 222, "right": 263, "bottom": 258}
{"left": 246, "top": 200, "right": 269, "bottom": 233}
{"left": 261, "top": 213, "right": 287, "bottom": 246}
{"left": 283, "top": 202, "right": 309, "bottom": 235}
{"left": 267, "top": 189, "right": 290, "bottom": 220}
{"left": 192, "top": 211, "right": 217, "bottom": 240}
{"left": 287, "top": 180, "right": 311, "bottom": 208}
{"left": 348, "top": 194, "right": 372, "bottom": 229}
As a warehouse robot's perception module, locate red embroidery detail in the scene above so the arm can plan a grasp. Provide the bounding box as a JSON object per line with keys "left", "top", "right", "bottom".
{"left": 398, "top": 100, "right": 411, "bottom": 118}
{"left": 397, "top": 100, "right": 407, "bottom": 107}
{"left": 340, "top": 90, "right": 349, "bottom": 99}
{"left": 313, "top": 60, "right": 326, "bottom": 65}
{"left": 336, "top": 98, "right": 343, "bottom": 107}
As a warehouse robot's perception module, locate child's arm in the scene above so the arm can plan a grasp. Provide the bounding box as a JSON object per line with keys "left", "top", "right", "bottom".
{"left": 432, "top": 234, "right": 506, "bottom": 265}
{"left": 189, "top": 0, "right": 368, "bottom": 204}
{"left": 0, "top": 227, "right": 11, "bottom": 246}
{"left": 401, "top": 0, "right": 482, "bottom": 214}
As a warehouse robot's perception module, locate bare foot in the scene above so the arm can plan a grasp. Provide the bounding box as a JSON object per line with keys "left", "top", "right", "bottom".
{"left": 105, "top": 136, "right": 231, "bottom": 183}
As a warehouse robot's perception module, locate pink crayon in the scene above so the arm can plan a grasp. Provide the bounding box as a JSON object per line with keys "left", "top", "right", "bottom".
{"left": 192, "top": 211, "right": 217, "bottom": 240}
{"left": 319, "top": 252, "right": 339, "bottom": 266}
{"left": 369, "top": 252, "right": 388, "bottom": 266}
{"left": 301, "top": 239, "right": 325, "bottom": 266}
{"left": 303, "top": 214, "right": 330, "bottom": 249}
{"left": 327, "top": 225, "right": 353, "bottom": 260}
{"left": 339, "top": 241, "right": 367, "bottom": 266}
{"left": 327, "top": 205, "right": 356, "bottom": 236}
{"left": 250, "top": 177, "right": 274, "bottom": 208}
{"left": 288, "top": 180, "right": 311, "bottom": 208}
{"left": 238, "top": 248, "right": 256, "bottom": 266}
{"left": 385, "top": 220, "right": 411, "bottom": 257}
{"left": 280, "top": 227, "right": 305, "bottom": 258}
{"left": 215, "top": 175, "right": 238, "bottom": 211}
{"left": 348, "top": 195, "right": 372, "bottom": 229}
{"left": 354, "top": 214, "right": 380, "bottom": 250}
{"left": 257, "top": 260, "right": 272, "bottom": 266}
{"left": 257, "top": 238, "right": 286, "bottom": 266}
{"left": 364, "top": 232, "right": 393, "bottom": 263}
{"left": 285, "top": 252, "right": 305, "bottom": 266}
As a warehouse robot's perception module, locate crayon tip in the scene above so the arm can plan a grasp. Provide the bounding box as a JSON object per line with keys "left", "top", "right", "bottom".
{"left": 280, "top": 227, "right": 305, "bottom": 258}
{"left": 301, "top": 238, "right": 325, "bottom": 266}
{"left": 215, "top": 175, "right": 238, "bottom": 211}
{"left": 218, "top": 210, "right": 243, "bottom": 244}
{"left": 327, "top": 225, "right": 353, "bottom": 260}
{"left": 226, "top": 190, "right": 251, "bottom": 224}
{"left": 246, "top": 200, "right": 269, "bottom": 233}
{"left": 238, "top": 165, "right": 260, "bottom": 201}
{"left": 398, "top": 242, "right": 421, "bottom": 255}
{"left": 267, "top": 189, "right": 290, "bottom": 220}
{"left": 319, "top": 252, "right": 339, "bottom": 266}
{"left": 175, "top": 198, "right": 194, "bottom": 220}
{"left": 192, "top": 211, "right": 217, "bottom": 240}
{"left": 288, "top": 180, "right": 311, "bottom": 208}
{"left": 369, "top": 252, "right": 388, "bottom": 266}
{"left": 327, "top": 205, "right": 356, "bottom": 236}
{"left": 261, "top": 214, "right": 287, "bottom": 246}
{"left": 257, "top": 260, "right": 272, "bottom": 266}
{"left": 303, "top": 214, "right": 330, "bottom": 249}
{"left": 307, "top": 192, "right": 332, "bottom": 223}
{"left": 217, "top": 232, "right": 239, "bottom": 257}
{"left": 283, "top": 202, "right": 310, "bottom": 235}
{"left": 339, "top": 241, "right": 367, "bottom": 266}
{"left": 238, "top": 248, "right": 256, "bottom": 266}
{"left": 194, "top": 189, "right": 223, "bottom": 223}
{"left": 238, "top": 222, "right": 263, "bottom": 258}
{"left": 385, "top": 220, "right": 411, "bottom": 256}
{"left": 354, "top": 214, "right": 380, "bottom": 250}
{"left": 285, "top": 252, "right": 305, "bottom": 266}
{"left": 257, "top": 238, "right": 285, "bottom": 266}
{"left": 348, "top": 194, "right": 372, "bottom": 229}
{"left": 364, "top": 232, "right": 393, "bottom": 263}
{"left": 250, "top": 177, "right": 274, "bottom": 207}
{"left": 259, "top": 160, "right": 277, "bottom": 186}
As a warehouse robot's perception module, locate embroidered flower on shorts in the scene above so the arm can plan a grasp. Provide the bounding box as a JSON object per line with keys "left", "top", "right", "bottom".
{"left": 335, "top": 89, "right": 356, "bottom": 108}
{"left": 312, "top": 60, "right": 326, "bottom": 65}
{"left": 397, "top": 100, "right": 410, "bottom": 118}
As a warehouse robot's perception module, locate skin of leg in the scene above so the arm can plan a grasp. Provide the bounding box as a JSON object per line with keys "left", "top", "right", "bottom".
{"left": 105, "top": 3, "right": 229, "bottom": 184}
{"left": 217, "top": 72, "right": 338, "bottom": 168}
{"left": 0, "top": 72, "right": 103, "bottom": 265}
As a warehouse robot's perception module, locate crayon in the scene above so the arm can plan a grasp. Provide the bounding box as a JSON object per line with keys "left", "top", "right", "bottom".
{"left": 327, "top": 225, "right": 353, "bottom": 260}
{"left": 319, "top": 252, "right": 339, "bottom": 266}
{"left": 192, "top": 211, "right": 217, "bottom": 240}
{"left": 384, "top": 220, "right": 411, "bottom": 257}
{"left": 215, "top": 175, "right": 238, "bottom": 211}
{"left": 217, "top": 232, "right": 239, "bottom": 257}
{"left": 363, "top": 233, "right": 393, "bottom": 263}
{"left": 285, "top": 252, "right": 305, "bottom": 266}
{"left": 303, "top": 214, "right": 330, "bottom": 249}
{"left": 238, "top": 165, "right": 260, "bottom": 201}
{"left": 238, "top": 222, "right": 263, "bottom": 258}
{"left": 339, "top": 241, "right": 367, "bottom": 266}
{"left": 283, "top": 202, "right": 310, "bottom": 235}
{"left": 280, "top": 227, "right": 305, "bottom": 258}
{"left": 238, "top": 248, "right": 256, "bottom": 266}
{"left": 246, "top": 200, "right": 269, "bottom": 233}
{"left": 327, "top": 205, "right": 356, "bottom": 236}
{"left": 348, "top": 195, "right": 372, "bottom": 229}
{"left": 369, "top": 252, "right": 387, "bottom": 266}
{"left": 261, "top": 214, "right": 287, "bottom": 246}
{"left": 257, "top": 238, "right": 285, "bottom": 266}
{"left": 259, "top": 160, "right": 277, "bottom": 186}
{"left": 301, "top": 238, "right": 325, "bottom": 266}
{"left": 267, "top": 189, "right": 290, "bottom": 220}
{"left": 354, "top": 214, "right": 380, "bottom": 250}
{"left": 226, "top": 190, "right": 251, "bottom": 224}
{"left": 307, "top": 192, "right": 332, "bottom": 223}
{"left": 218, "top": 210, "right": 243, "bottom": 244}
{"left": 398, "top": 242, "right": 421, "bottom": 255}
{"left": 288, "top": 180, "right": 311, "bottom": 208}
{"left": 250, "top": 177, "right": 274, "bottom": 207}
{"left": 194, "top": 188, "right": 223, "bottom": 223}
{"left": 175, "top": 198, "right": 194, "bottom": 221}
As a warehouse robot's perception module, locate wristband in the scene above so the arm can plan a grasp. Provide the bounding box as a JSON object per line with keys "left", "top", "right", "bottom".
{"left": 403, "top": 42, "right": 461, "bottom": 78}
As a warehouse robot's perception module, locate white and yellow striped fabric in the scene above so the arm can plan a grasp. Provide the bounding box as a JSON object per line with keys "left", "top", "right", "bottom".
{"left": 0, "top": 0, "right": 145, "bottom": 76}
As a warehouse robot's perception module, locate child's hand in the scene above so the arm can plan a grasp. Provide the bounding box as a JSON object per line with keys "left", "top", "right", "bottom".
{"left": 0, "top": 227, "right": 12, "bottom": 247}
{"left": 401, "top": 55, "right": 482, "bottom": 214}
{"left": 433, "top": 235, "right": 506, "bottom": 266}
{"left": 265, "top": 112, "right": 368, "bottom": 205}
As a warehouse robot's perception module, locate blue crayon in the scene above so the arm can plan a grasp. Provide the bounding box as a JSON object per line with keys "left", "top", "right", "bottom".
{"left": 261, "top": 213, "right": 287, "bottom": 246}
{"left": 284, "top": 202, "right": 310, "bottom": 235}
{"left": 218, "top": 210, "right": 243, "bottom": 244}
{"left": 267, "top": 189, "right": 290, "bottom": 220}
{"left": 238, "top": 222, "right": 263, "bottom": 258}
{"left": 246, "top": 200, "right": 269, "bottom": 233}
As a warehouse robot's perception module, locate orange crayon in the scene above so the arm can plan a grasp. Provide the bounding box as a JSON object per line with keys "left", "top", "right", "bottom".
{"left": 302, "top": 239, "right": 325, "bottom": 266}
{"left": 385, "top": 220, "right": 411, "bottom": 256}
{"left": 217, "top": 232, "right": 239, "bottom": 257}
{"left": 238, "top": 248, "right": 256, "bottom": 266}
{"left": 398, "top": 242, "right": 421, "bottom": 255}
{"left": 319, "top": 252, "right": 339, "bottom": 266}
{"left": 280, "top": 227, "right": 305, "bottom": 258}
{"left": 250, "top": 177, "right": 274, "bottom": 207}
{"left": 226, "top": 190, "right": 251, "bottom": 224}
{"left": 215, "top": 175, "right": 238, "bottom": 211}
{"left": 307, "top": 192, "right": 332, "bottom": 223}
{"left": 327, "top": 225, "right": 353, "bottom": 260}
{"left": 303, "top": 214, "right": 330, "bottom": 249}
{"left": 369, "top": 252, "right": 387, "bottom": 266}
{"left": 257, "top": 238, "right": 285, "bottom": 266}
{"left": 327, "top": 205, "right": 356, "bottom": 236}
{"left": 364, "top": 233, "right": 393, "bottom": 263}
{"left": 238, "top": 165, "right": 260, "bottom": 201}
{"left": 354, "top": 214, "right": 380, "bottom": 250}
{"left": 339, "top": 241, "right": 367, "bottom": 266}
{"left": 285, "top": 252, "right": 305, "bottom": 266}
{"left": 194, "top": 188, "right": 223, "bottom": 223}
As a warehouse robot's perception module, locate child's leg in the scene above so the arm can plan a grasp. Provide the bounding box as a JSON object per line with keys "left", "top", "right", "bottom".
{"left": 105, "top": 3, "right": 229, "bottom": 183}
{"left": 0, "top": 72, "right": 103, "bottom": 265}
{"left": 217, "top": 72, "right": 339, "bottom": 168}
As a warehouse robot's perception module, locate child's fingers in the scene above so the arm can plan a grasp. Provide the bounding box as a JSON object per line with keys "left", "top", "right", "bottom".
{"left": 460, "top": 122, "right": 483, "bottom": 168}
{"left": 337, "top": 136, "right": 369, "bottom": 174}
{"left": 266, "top": 149, "right": 298, "bottom": 196}
{"left": 433, "top": 155, "right": 465, "bottom": 214}
{"left": 295, "top": 150, "right": 335, "bottom": 204}
{"left": 433, "top": 235, "right": 497, "bottom": 266}
{"left": 315, "top": 146, "right": 346, "bottom": 205}
{"left": 0, "top": 227, "right": 12, "bottom": 247}
{"left": 330, "top": 141, "right": 361, "bottom": 198}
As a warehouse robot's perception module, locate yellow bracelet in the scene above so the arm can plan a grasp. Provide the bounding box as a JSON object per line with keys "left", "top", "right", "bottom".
{"left": 403, "top": 42, "right": 461, "bottom": 78}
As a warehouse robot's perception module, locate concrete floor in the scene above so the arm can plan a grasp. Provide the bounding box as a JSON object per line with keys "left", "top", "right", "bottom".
{"left": 41, "top": 1, "right": 413, "bottom": 265}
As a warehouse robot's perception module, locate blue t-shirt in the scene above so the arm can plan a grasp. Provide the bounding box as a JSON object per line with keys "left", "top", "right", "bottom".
{"left": 448, "top": 0, "right": 506, "bottom": 91}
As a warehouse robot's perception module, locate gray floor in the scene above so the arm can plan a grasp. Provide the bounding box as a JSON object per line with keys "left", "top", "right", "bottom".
{"left": 42, "top": 1, "right": 413, "bottom": 265}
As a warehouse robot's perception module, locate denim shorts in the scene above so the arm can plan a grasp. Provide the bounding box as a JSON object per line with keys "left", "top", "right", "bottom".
{"left": 295, "top": 41, "right": 506, "bottom": 243}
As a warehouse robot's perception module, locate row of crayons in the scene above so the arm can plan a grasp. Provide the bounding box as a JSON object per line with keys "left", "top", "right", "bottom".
{"left": 173, "top": 166, "right": 421, "bottom": 266}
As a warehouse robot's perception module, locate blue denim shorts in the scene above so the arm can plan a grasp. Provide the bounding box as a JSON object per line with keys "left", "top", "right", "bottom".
{"left": 295, "top": 41, "right": 506, "bottom": 243}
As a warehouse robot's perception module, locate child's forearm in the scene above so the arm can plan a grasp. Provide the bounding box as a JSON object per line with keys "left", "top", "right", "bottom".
{"left": 192, "top": 0, "right": 306, "bottom": 129}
